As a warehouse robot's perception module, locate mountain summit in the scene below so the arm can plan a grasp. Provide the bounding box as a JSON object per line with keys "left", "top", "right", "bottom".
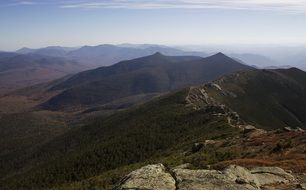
{"left": 152, "top": 52, "right": 164, "bottom": 56}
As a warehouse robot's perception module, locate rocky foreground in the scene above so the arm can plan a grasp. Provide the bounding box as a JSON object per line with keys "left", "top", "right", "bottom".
{"left": 116, "top": 163, "right": 305, "bottom": 190}
{"left": 115, "top": 125, "right": 306, "bottom": 190}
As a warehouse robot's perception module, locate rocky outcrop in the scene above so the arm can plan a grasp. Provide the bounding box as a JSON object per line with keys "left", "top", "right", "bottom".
{"left": 186, "top": 86, "right": 243, "bottom": 127}
{"left": 283, "top": 126, "right": 305, "bottom": 133}
{"left": 186, "top": 86, "right": 216, "bottom": 109}
{"left": 116, "top": 164, "right": 176, "bottom": 190}
{"left": 250, "top": 167, "right": 295, "bottom": 186}
{"left": 242, "top": 125, "right": 267, "bottom": 138}
{"left": 173, "top": 167, "right": 257, "bottom": 190}
{"left": 223, "top": 165, "right": 260, "bottom": 188}
{"left": 117, "top": 164, "right": 295, "bottom": 190}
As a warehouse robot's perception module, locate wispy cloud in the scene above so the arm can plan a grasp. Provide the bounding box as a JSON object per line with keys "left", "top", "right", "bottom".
{"left": 3, "top": 0, "right": 306, "bottom": 13}
{"left": 59, "top": 0, "right": 306, "bottom": 13}
{"left": 2, "top": 0, "right": 38, "bottom": 7}
{"left": 18, "top": 1, "right": 36, "bottom": 5}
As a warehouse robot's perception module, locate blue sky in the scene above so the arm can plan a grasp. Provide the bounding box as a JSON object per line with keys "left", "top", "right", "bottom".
{"left": 1, "top": 0, "right": 306, "bottom": 51}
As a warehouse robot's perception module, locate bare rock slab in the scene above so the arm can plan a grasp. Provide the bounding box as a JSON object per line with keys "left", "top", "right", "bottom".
{"left": 173, "top": 167, "right": 257, "bottom": 190}
{"left": 117, "top": 164, "right": 176, "bottom": 190}
{"left": 117, "top": 164, "right": 295, "bottom": 190}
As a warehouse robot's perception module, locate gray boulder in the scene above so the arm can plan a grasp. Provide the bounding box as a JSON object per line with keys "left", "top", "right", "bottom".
{"left": 117, "top": 164, "right": 176, "bottom": 190}
{"left": 173, "top": 167, "right": 257, "bottom": 190}
{"left": 224, "top": 165, "right": 260, "bottom": 188}
{"left": 251, "top": 167, "right": 295, "bottom": 186}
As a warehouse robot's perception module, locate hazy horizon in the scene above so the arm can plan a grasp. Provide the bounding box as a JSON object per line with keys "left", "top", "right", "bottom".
{"left": 1, "top": 0, "right": 306, "bottom": 51}
{"left": 2, "top": 43, "right": 306, "bottom": 52}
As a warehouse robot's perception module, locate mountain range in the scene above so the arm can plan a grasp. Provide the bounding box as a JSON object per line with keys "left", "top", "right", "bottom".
{"left": 16, "top": 44, "right": 209, "bottom": 67}
{"left": 3, "top": 43, "right": 303, "bottom": 97}
{"left": 40, "top": 52, "right": 252, "bottom": 110}
{"left": 0, "top": 45, "right": 207, "bottom": 95}
{"left": 1, "top": 61, "right": 306, "bottom": 189}
{"left": 0, "top": 49, "right": 306, "bottom": 190}
{"left": 12, "top": 44, "right": 306, "bottom": 71}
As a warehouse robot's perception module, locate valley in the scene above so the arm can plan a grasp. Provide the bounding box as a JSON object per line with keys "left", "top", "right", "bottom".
{"left": 0, "top": 51, "right": 305, "bottom": 189}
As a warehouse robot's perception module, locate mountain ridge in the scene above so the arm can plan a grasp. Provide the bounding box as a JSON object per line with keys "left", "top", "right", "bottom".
{"left": 16, "top": 44, "right": 209, "bottom": 67}
{"left": 1, "top": 67, "right": 306, "bottom": 190}
{"left": 40, "top": 52, "right": 252, "bottom": 110}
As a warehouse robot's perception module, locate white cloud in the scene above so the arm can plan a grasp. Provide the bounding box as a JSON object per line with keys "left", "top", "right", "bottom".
{"left": 59, "top": 0, "right": 306, "bottom": 13}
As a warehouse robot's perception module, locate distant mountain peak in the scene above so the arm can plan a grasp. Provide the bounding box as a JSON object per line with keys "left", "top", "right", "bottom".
{"left": 97, "top": 44, "right": 117, "bottom": 48}
{"left": 16, "top": 47, "right": 36, "bottom": 54}
{"left": 152, "top": 52, "right": 164, "bottom": 56}
{"left": 203, "top": 52, "right": 232, "bottom": 61}
{"left": 214, "top": 52, "right": 227, "bottom": 57}
{"left": 18, "top": 47, "right": 31, "bottom": 51}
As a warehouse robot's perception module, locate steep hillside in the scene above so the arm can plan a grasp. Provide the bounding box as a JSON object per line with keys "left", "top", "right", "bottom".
{"left": 192, "top": 68, "right": 306, "bottom": 129}
{"left": 42, "top": 52, "right": 252, "bottom": 110}
{"left": 0, "top": 111, "right": 70, "bottom": 159}
{"left": 0, "top": 89, "right": 239, "bottom": 190}
{"left": 1, "top": 68, "right": 306, "bottom": 189}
